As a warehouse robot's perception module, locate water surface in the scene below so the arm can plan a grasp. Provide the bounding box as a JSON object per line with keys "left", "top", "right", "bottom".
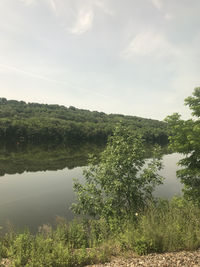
{"left": 0, "top": 144, "right": 183, "bottom": 232}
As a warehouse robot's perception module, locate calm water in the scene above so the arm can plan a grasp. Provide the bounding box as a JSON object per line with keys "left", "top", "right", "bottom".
{"left": 0, "top": 144, "right": 183, "bottom": 232}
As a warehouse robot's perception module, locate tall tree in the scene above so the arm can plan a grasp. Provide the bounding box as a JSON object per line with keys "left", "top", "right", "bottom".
{"left": 165, "top": 87, "right": 200, "bottom": 203}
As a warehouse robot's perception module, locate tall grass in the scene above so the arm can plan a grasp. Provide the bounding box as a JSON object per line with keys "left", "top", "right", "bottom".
{"left": 117, "top": 197, "right": 200, "bottom": 255}
{"left": 1, "top": 197, "right": 200, "bottom": 266}
{"left": 0, "top": 219, "right": 113, "bottom": 267}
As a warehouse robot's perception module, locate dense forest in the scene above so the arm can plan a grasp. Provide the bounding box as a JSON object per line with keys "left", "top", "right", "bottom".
{"left": 0, "top": 98, "right": 167, "bottom": 145}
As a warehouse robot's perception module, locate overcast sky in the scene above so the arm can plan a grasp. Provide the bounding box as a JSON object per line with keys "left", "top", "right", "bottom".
{"left": 0, "top": 0, "right": 199, "bottom": 120}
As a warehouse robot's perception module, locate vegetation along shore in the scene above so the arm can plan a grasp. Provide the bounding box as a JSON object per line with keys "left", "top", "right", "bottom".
{"left": 1, "top": 88, "right": 200, "bottom": 266}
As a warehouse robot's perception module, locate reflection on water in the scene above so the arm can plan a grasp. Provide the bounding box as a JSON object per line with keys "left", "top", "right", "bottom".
{"left": 0, "top": 167, "right": 84, "bottom": 233}
{"left": 0, "top": 143, "right": 103, "bottom": 232}
{"left": 0, "top": 144, "right": 183, "bottom": 233}
{"left": 0, "top": 143, "right": 104, "bottom": 176}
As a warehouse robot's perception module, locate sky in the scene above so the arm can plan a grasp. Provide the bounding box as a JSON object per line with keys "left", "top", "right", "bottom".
{"left": 0, "top": 0, "right": 200, "bottom": 120}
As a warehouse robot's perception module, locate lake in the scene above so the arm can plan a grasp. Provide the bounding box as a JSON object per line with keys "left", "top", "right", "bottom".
{"left": 0, "top": 144, "right": 183, "bottom": 233}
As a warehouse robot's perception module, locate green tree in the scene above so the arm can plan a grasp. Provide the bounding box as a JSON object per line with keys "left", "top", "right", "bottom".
{"left": 165, "top": 87, "right": 200, "bottom": 203}
{"left": 72, "top": 126, "right": 163, "bottom": 220}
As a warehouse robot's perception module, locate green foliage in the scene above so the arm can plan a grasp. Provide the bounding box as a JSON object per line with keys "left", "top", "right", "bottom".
{"left": 1, "top": 198, "right": 200, "bottom": 265}
{"left": 0, "top": 97, "right": 168, "bottom": 145}
{"left": 134, "top": 197, "right": 200, "bottom": 253}
{"left": 0, "top": 220, "right": 112, "bottom": 267}
{"left": 0, "top": 241, "right": 2, "bottom": 262}
{"left": 67, "top": 220, "right": 88, "bottom": 249}
{"left": 132, "top": 236, "right": 153, "bottom": 255}
{"left": 72, "top": 125, "right": 163, "bottom": 219}
{"left": 113, "top": 197, "right": 200, "bottom": 255}
{"left": 165, "top": 87, "right": 200, "bottom": 203}
{"left": 9, "top": 232, "right": 33, "bottom": 266}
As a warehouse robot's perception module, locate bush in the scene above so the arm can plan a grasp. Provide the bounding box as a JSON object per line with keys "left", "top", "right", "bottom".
{"left": 72, "top": 125, "right": 163, "bottom": 220}
{"left": 8, "top": 232, "right": 33, "bottom": 266}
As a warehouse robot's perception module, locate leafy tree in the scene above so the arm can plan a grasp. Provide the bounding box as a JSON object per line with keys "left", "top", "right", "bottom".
{"left": 165, "top": 87, "right": 200, "bottom": 203}
{"left": 72, "top": 126, "right": 163, "bottom": 219}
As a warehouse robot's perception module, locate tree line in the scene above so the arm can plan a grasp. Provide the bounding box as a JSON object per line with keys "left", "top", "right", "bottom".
{"left": 0, "top": 98, "right": 168, "bottom": 145}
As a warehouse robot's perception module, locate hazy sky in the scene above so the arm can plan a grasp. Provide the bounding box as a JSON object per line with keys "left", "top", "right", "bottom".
{"left": 0, "top": 0, "right": 199, "bottom": 120}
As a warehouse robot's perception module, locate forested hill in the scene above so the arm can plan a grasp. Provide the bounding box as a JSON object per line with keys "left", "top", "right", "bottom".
{"left": 0, "top": 97, "right": 168, "bottom": 145}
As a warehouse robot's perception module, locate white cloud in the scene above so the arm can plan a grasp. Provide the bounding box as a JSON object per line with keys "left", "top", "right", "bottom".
{"left": 48, "top": 0, "right": 57, "bottom": 13}
{"left": 122, "top": 31, "right": 179, "bottom": 58}
{"left": 43, "top": 0, "right": 95, "bottom": 35}
{"left": 46, "top": 0, "right": 113, "bottom": 35}
{"left": 93, "top": 0, "right": 114, "bottom": 16}
{"left": 68, "top": 8, "right": 94, "bottom": 35}
{"left": 164, "top": 13, "right": 173, "bottom": 20}
{"left": 19, "top": 0, "right": 113, "bottom": 35}
{"left": 20, "top": 0, "right": 37, "bottom": 6}
{"left": 150, "top": 0, "right": 163, "bottom": 10}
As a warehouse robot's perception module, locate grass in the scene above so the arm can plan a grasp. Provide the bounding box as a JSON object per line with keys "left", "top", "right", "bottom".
{"left": 1, "top": 197, "right": 200, "bottom": 266}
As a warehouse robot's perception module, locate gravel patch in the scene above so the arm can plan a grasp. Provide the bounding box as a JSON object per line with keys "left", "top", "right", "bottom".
{"left": 0, "top": 258, "right": 11, "bottom": 267}
{"left": 85, "top": 249, "right": 200, "bottom": 267}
